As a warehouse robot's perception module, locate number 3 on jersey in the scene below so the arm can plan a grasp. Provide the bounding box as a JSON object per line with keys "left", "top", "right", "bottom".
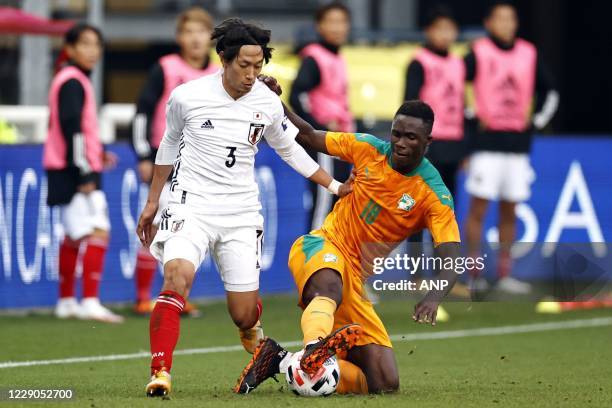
{"left": 360, "top": 198, "right": 382, "bottom": 224}
{"left": 225, "top": 146, "right": 236, "bottom": 168}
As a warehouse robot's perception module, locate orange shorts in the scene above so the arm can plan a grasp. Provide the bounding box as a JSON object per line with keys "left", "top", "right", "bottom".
{"left": 288, "top": 231, "right": 392, "bottom": 348}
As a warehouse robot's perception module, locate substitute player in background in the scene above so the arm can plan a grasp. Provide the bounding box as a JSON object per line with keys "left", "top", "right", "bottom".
{"left": 43, "top": 23, "right": 123, "bottom": 323}
{"left": 403, "top": 6, "right": 467, "bottom": 308}
{"left": 130, "top": 7, "right": 218, "bottom": 315}
{"left": 289, "top": 1, "right": 354, "bottom": 231}
{"left": 405, "top": 6, "right": 465, "bottom": 197}
{"left": 464, "top": 1, "right": 559, "bottom": 294}
{"left": 235, "top": 95, "right": 462, "bottom": 394}
{"left": 137, "top": 18, "right": 352, "bottom": 397}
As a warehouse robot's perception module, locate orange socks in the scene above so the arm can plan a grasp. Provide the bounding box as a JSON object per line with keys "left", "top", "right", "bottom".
{"left": 336, "top": 359, "right": 368, "bottom": 394}
{"left": 301, "top": 296, "right": 336, "bottom": 345}
{"left": 301, "top": 296, "right": 368, "bottom": 394}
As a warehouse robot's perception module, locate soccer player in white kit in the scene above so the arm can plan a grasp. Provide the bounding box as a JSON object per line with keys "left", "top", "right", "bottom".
{"left": 138, "top": 18, "right": 353, "bottom": 397}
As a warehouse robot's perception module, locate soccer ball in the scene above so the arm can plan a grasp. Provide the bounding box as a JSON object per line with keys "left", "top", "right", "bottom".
{"left": 285, "top": 349, "right": 340, "bottom": 397}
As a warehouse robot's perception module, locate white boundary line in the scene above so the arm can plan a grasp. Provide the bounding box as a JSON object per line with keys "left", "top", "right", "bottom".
{"left": 1, "top": 317, "right": 611, "bottom": 369}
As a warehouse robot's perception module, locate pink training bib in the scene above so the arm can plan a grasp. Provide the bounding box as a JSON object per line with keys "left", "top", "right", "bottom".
{"left": 300, "top": 43, "right": 354, "bottom": 132}
{"left": 44, "top": 65, "right": 102, "bottom": 172}
{"left": 473, "top": 37, "right": 537, "bottom": 132}
{"left": 414, "top": 48, "right": 465, "bottom": 140}
{"left": 151, "top": 54, "right": 219, "bottom": 148}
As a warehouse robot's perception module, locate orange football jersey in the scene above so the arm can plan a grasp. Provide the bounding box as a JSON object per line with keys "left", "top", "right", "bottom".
{"left": 319, "top": 132, "right": 461, "bottom": 277}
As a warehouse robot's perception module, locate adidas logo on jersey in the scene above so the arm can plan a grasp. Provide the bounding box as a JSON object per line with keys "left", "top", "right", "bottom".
{"left": 201, "top": 119, "right": 214, "bottom": 129}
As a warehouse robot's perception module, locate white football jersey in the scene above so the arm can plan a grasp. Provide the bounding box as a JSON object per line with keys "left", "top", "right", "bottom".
{"left": 155, "top": 70, "right": 299, "bottom": 215}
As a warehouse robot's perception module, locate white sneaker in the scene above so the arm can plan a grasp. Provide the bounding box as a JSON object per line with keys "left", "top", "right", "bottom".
{"left": 55, "top": 297, "right": 81, "bottom": 319}
{"left": 79, "top": 298, "right": 125, "bottom": 323}
{"left": 496, "top": 277, "right": 532, "bottom": 295}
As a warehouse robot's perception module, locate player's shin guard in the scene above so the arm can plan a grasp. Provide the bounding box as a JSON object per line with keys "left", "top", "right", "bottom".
{"left": 336, "top": 359, "right": 368, "bottom": 394}
{"left": 58, "top": 238, "right": 79, "bottom": 298}
{"left": 82, "top": 237, "right": 108, "bottom": 298}
{"left": 150, "top": 291, "right": 185, "bottom": 374}
{"left": 135, "top": 248, "right": 158, "bottom": 302}
{"left": 301, "top": 296, "right": 336, "bottom": 345}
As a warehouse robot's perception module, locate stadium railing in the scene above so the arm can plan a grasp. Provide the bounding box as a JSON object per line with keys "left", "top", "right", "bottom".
{"left": 0, "top": 104, "right": 134, "bottom": 144}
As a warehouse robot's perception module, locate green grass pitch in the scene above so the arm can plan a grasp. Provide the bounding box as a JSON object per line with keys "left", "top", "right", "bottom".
{"left": 1, "top": 296, "right": 611, "bottom": 407}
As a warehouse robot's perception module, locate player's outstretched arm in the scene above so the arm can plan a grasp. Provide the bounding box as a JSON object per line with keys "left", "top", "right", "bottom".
{"left": 413, "top": 242, "right": 461, "bottom": 326}
{"left": 282, "top": 101, "right": 329, "bottom": 154}
{"left": 258, "top": 75, "right": 328, "bottom": 154}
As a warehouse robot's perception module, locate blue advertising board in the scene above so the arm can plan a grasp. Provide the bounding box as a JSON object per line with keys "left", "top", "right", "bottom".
{"left": 1, "top": 136, "right": 611, "bottom": 308}
{"left": 0, "top": 143, "right": 307, "bottom": 308}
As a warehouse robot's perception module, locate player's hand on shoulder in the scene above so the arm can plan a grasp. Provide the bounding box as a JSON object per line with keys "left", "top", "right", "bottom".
{"left": 257, "top": 74, "right": 282, "bottom": 96}
{"left": 137, "top": 201, "right": 159, "bottom": 248}
{"left": 337, "top": 171, "right": 356, "bottom": 198}
{"left": 413, "top": 298, "right": 440, "bottom": 326}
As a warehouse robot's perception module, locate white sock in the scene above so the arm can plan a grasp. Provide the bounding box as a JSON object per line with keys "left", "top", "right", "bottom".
{"left": 278, "top": 352, "right": 293, "bottom": 374}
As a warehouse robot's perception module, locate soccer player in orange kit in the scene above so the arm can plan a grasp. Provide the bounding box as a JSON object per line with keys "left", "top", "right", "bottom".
{"left": 235, "top": 80, "right": 462, "bottom": 394}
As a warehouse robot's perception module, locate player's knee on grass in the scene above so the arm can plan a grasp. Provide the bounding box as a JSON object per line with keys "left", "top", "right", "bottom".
{"left": 364, "top": 354, "right": 399, "bottom": 393}
{"left": 301, "top": 268, "right": 343, "bottom": 307}
{"left": 368, "top": 371, "right": 399, "bottom": 394}
{"left": 227, "top": 291, "right": 260, "bottom": 330}
{"left": 348, "top": 344, "right": 399, "bottom": 394}
{"left": 161, "top": 259, "right": 196, "bottom": 297}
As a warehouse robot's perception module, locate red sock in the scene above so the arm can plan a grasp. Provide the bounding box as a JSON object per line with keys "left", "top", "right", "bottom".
{"left": 58, "top": 238, "right": 79, "bottom": 298}
{"left": 135, "top": 248, "right": 158, "bottom": 302}
{"left": 82, "top": 237, "right": 108, "bottom": 298}
{"left": 150, "top": 291, "right": 185, "bottom": 374}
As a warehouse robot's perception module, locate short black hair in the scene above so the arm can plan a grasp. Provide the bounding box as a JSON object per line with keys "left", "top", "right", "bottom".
{"left": 424, "top": 4, "right": 457, "bottom": 28}
{"left": 395, "top": 100, "right": 435, "bottom": 134}
{"left": 315, "top": 1, "right": 351, "bottom": 23}
{"left": 486, "top": 1, "right": 516, "bottom": 18}
{"left": 212, "top": 18, "right": 273, "bottom": 64}
{"left": 64, "top": 22, "right": 104, "bottom": 46}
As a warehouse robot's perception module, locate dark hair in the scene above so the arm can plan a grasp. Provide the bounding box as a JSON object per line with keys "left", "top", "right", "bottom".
{"left": 315, "top": 1, "right": 351, "bottom": 23}
{"left": 424, "top": 4, "right": 456, "bottom": 28}
{"left": 486, "top": 1, "right": 516, "bottom": 18}
{"left": 64, "top": 22, "right": 104, "bottom": 46}
{"left": 395, "top": 100, "right": 435, "bottom": 133}
{"left": 212, "top": 18, "right": 273, "bottom": 64}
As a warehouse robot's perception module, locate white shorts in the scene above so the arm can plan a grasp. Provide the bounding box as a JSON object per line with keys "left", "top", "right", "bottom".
{"left": 149, "top": 190, "right": 264, "bottom": 292}
{"left": 61, "top": 190, "right": 110, "bottom": 240}
{"left": 152, "top": 181, "right": 172, "bottom": 226}
{"left": 465, "top": 151, "right": 535, "bottom": 202}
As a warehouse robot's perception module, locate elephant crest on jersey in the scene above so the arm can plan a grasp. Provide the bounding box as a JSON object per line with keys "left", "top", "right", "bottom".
{"left": 397, "top": 193, "right": 416, "bottom": 211}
